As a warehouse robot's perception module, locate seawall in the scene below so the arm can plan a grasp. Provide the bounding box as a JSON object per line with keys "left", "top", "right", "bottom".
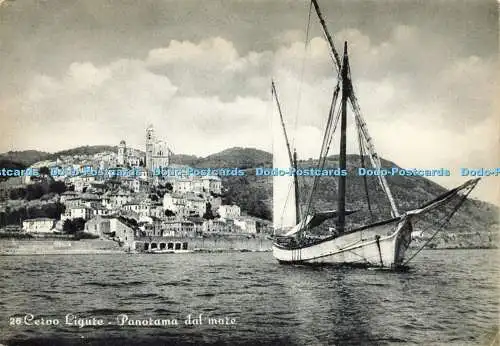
{"left": 0, "top": 235, "right": 274, "bottom": 255}
{"left": 0, "top": 238, "right": 123, "bottom": 255}
{"left": 134, "top": 235, "right": 273, "bottom": 252}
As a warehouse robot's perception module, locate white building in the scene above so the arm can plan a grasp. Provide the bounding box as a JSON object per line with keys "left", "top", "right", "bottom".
{"left": 101, "top": 191, "right": 133, "bottom": 209}
{"left": 69, "top": 175, "right": 96, "bottom": 193}
{"left": 122, "top": 199, "right": 153, "bottom": 217}
{"left": 22, "top": 218, "right": 56, "bottom": 233}
{"left": 163, "top": 193, "right": 186, "bottom": 213}
{"left": 218, "top": 205, "right": 241, "bottom": 219}
{"left": 201, "top": 176, "right": 222, "bottom": 195}
{"left": 145, "top": 125, "right": 171, "bottom": 172}
{"left": 60, "top": 191, "right": 80, "bottom": 203}
{"left": 117, "top": 140, "right": 126, "bottom": 166}
{"left": 173, "top": 179, "right": 193, "bottom": 194}
{"left": 163, "top": 193, "right": 206, "bottom": 217}
{"left": 234, "top": 218, "right": 257, "bottom": 234}
{"left": 127, "top": 155, "right": 141, "bottom": 167}
{"left": 185, "top": 195, "right": 207, "bottom": 217}
{"left": 61, "top": 205, "right": 93, "bottom": 221}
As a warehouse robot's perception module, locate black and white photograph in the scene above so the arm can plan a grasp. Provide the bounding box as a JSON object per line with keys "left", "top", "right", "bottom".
{"left": 0, "top": 0, "right": 498, "bottom": 345}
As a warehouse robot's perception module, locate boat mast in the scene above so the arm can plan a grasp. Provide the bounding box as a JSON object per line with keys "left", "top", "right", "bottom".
{"left": 271, "top": 80, "right": 301, "bottom": 224}
{"left": 337, "top": 42, "right": 349, "bottom": 233}
{"left": 311, "top": 0, "right": 400, "bottom": 218}
{"left": 311, "top": 0, "right": 341, "bottom": 70}
{"left": 271, "top": 80, "right": 294, "bottom": 165}
{"left": 293, "top": 149, "right": 300, "bottom": 225}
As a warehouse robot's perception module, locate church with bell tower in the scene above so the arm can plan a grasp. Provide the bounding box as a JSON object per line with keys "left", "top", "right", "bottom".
{"left": 145, "top": 125, "right": 170, "bottom": 172}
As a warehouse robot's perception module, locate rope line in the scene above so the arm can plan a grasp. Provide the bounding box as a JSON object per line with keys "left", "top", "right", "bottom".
{"left": 403, "top": 183, "right": 476, "bottom": 266}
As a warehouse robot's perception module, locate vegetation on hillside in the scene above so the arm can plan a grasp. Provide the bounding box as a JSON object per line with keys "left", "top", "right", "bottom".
{"left": 0, "top": 151, "right": 50, "bottom": 167}
{"left": 0, "top": 202, "right": 66, "bottom": 227}
{"left": 173, "top": 147, "right": 272, "bottom": 169}
{"left": 9, "top": 181, "right": 66, "bottom": 200}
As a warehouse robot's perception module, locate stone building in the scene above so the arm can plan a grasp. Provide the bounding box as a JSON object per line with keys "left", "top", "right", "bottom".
{"left": 145, "top": 125, "right": 171, "bottom": 172}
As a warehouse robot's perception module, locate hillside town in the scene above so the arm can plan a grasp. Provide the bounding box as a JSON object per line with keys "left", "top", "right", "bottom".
{"left": 0, "top": 125, "right": 271, "bottom": 252}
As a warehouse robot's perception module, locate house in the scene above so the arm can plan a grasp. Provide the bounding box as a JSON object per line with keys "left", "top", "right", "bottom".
{"left": 122, "top": 178, "right": 148, "bottom": 193}
{"left": 61, "top": 205, "right": 93, "bottom": 221}
{"left": 88, "top": 181, "right": 106, "bottom": 193}
{"left": 62, "top": 197, "right": 82, "bottom": 208}
{"left": 84, "top": 215, "right": 111, "bottom": 237}
{"left": 234, "top": 218, "right": 257, "bottom": 234}
{"left": 122, "top": 198, "right": 153, "bottom": 217}
{"left": 185, "top": 194, "right": 207, "bottom": 217}
{"left": 92, "top": 204, "right": 112, "bottom": 217}
{"left": 173, "top": 179, "right": 193, "bottom": 194}
{"left": 163, "top": 220, "right": 198, "bottom": 237}
{"left": 149, "top": 205, "right": 164, "bottom": 219}
{"left": 202, "top": 219, "right": 231, "bottom": 233}
{"left": 84, "top": 216, "right": 138, "bottom": 249}
{"left": 122, "top": 201, "right": 141, "bottom": 214}
{"left": 138, "top": 216, "right": 163, "bottom": 237}
{"left": 102, "top": 191, "right": 133, "bottom": 209}
{"left": 60, "top": 191, "right": 80, "bottom": 203}
{"left": 218, "top": 205, "right": 241, "bottom": 219}
{"left": 201, "top": 176, "right": 222, "bottom": 194}
{"left": 22, "top": 218, "right": 56, "bottom": 233}
{"left": 111, "top": 216, "right": 140, "bottom": 250}
{"left": 127, "top": 155, "right": 141, "bottom": 167}
{"left": 69, "top": 175, "right": 96, "bottom": 192}
{"left": 80, "top": 193, "right": 102, "bottom": 208}
{"left": 163, "top": 193, "right": 186, "bottom": 213}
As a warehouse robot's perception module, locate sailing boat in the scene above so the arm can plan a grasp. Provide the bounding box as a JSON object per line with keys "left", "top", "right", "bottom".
{"left": 271, "top": 0, "right": 480, "bottom": 269}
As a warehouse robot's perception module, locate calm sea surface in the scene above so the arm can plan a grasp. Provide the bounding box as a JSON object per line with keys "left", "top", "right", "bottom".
{"left": 0, "top": 249, "right": 498, "bottom": 346}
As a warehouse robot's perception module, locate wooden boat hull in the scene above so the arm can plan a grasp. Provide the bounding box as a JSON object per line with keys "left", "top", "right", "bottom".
{"left": 272, "top": 216, "right": 412, "bottom": 269}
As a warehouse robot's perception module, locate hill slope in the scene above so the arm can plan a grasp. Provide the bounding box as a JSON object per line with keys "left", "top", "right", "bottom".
{"left": 0, "top": 150, "right": 51, "bottom": 167}
{"left": 172, "top": 147, "right": 272, "bottom": 169}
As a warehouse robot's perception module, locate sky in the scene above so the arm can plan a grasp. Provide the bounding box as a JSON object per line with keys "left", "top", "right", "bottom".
{"left": 0, "top": 0, "right": 498, "bottom": 204}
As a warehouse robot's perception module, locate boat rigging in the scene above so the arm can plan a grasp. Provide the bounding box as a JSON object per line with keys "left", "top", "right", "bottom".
{"left": 270, "top": 0, "right": 481, "bottom": 269}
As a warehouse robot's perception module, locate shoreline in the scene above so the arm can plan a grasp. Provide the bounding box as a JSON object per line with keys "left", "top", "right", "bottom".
{"left": 0, "top": 237, "right": 273, "bottom": 256}
{"left": 0, "top": 248, "right": 273, "bottom": 256}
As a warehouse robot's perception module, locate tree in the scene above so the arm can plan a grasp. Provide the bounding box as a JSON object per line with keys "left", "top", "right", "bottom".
{"left": 203, "top": 202, "right": 215, "bottom": 220}
{"left": 73, "top": 217, "right": 86, "bottom": 231}
{"left": 9, "top": 187, "right": 26, "bottom": 200}
{"left": 25, "top": 183, "right": 44, "bottom": 200}
{"left": 49, "top": 181, "right": 66, "bottom": 194}
{"left": 63, "top": 219, "right": 78, "bottom": 234}
{"left": 63, "top": 217, "right": 86, "bottom": 234}
{"left": 39, "top": 166, "right": 50, "bottom": 176}
{"left": 165, "top": 209, "right": 175, "bottom": 217}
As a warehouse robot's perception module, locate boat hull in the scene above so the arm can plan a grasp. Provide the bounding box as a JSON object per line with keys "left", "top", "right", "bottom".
{"left": 272, "top": 216, "right": 412, "bottom": 269}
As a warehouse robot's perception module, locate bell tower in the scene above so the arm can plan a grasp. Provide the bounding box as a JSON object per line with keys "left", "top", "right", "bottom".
{"left": 117, "top": 140, "right": 126, "bottom": 166}
{"left": 145, "top": 125, "right": 155, "bottom": 171}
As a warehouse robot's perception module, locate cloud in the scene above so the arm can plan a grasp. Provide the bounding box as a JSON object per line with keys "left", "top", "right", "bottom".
{"left": 147, "top": 37, "right": 239, "bottom": 69}
{"left": 145, "top": 37, "right": 273, "bottom": 100}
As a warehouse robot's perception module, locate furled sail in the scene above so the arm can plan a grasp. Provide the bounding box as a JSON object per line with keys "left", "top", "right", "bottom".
{"left": 272, "top": 101, "right": 297, "bottom": 231}
{"left": 284, "top": 209, "right": 358, "bottom": 236}
{"left": 405, "top": 178, "right": 480, "bottom": 218}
